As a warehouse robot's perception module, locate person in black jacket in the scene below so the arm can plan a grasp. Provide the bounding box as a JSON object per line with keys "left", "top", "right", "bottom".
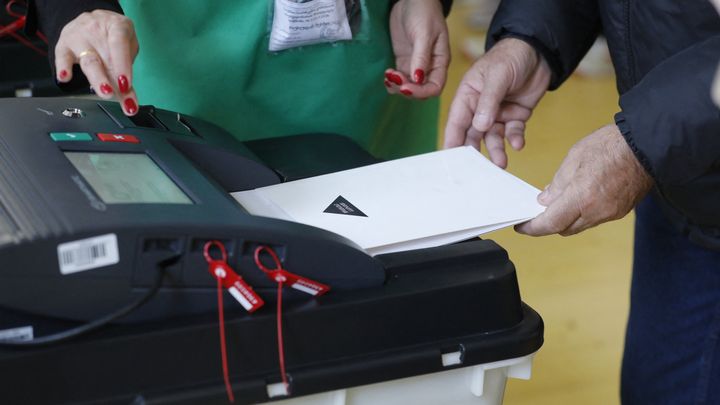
{"left": 445, "top": 0, "right": 720, "bottom": 403}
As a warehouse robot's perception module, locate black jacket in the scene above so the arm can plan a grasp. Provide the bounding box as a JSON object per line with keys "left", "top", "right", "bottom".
{"left": 488, "top": 0, "right": 720, "bottom": 249}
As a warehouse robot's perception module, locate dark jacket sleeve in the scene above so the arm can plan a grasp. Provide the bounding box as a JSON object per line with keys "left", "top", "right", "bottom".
{"left": 615, "top": 35, "right": 720, "bottom": 229}
{"left": 485, "top": 0, "right": 601, "bottom": 90}
{"left": 25, "top": 0, "right": 123, "bottom": 91}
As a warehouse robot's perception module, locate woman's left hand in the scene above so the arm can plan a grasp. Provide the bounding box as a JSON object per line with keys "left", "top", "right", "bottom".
{"left": 386, "top": 0, "right": 450, "bottom": 99}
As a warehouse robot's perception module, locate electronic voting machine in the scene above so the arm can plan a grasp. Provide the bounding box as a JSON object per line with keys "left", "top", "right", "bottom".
{"left": 0, "top": 98, "right": 543, "bottom": 404}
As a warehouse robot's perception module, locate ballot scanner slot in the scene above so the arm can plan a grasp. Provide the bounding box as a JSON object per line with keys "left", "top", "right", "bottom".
{"left": 170, "top": 139, "right": 281, "bottom": 192}
{"left": 128, "top": 105, "right": 168, "bottom": 130}
{"left": 245, "top": 134, "right": 380, "bottom": 181}
{"left": 98, "top": 102, "right": 169, "bottom": 132}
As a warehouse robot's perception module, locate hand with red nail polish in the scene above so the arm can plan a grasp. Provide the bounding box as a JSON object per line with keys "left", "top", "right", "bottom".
{"left": 385, "top": 71, "right": 403, "bottom": 86}
{"left": 413, "top": 69, "right": 425, "bottom": 84}
{"left": 123, "top": 98, "right": 138, "bottom": 115}
{"left": 383, "top": 69, "right": 410, "bottom": 96}
{"left": 388, "top": 0, "right": 450, "bottom": 99}
{"left": 118, "top": 75, "right": 130, "bottom": 94}
{"left": 53, "top": 9, "right": 140, "bottom": 113}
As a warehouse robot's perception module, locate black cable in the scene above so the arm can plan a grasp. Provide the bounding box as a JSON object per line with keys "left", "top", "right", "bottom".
{"left": 0, "top": 255, "right": 180, "bottom": 347}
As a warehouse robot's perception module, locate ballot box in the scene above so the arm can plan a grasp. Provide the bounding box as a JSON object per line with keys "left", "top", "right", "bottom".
{"left": 0, "top": 239, "right": 542, "bottom": 405}
{"left": 0, "top": 98, "right": 543, "bottom": 404}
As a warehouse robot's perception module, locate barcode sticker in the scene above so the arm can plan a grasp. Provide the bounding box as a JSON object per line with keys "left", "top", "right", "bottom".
{"left": 57, "top": 233, "right": 120, "bottom": 275}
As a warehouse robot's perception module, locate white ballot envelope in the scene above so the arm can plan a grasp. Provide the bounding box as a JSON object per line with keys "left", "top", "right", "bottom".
{"left": 232, "top": 146, "right": 545, "bottom": 255}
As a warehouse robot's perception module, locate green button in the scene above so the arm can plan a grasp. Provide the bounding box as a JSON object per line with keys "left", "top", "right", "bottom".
{"left": 50, "top": 132, "right": 93, "bottom": 142}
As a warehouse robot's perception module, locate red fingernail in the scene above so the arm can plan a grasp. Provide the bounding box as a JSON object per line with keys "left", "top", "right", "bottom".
{"left": 400, "top": 89, "right": 413, "bottom": 96}
{"left": 59, "top": 70, "right": 68, "bottom": 80}
{"left": 100, "top": 83, "right": 113, "bottom": 95}
{"left": 384, "top": 79, "right": 392, "bottom": 88}
{"left": 123, "top": 98, "right": 138, "bottom": 115}
{"left": 385, "top": 72, "right": 403, "bottom": 86}
{"left": 118, "top": 75, "right": 130, "bottom": 94}
{"left": 414, "top": 69, "right": 425, "bottom": 84}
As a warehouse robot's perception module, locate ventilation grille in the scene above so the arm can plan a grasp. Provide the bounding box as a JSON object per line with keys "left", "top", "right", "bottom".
{"left": 0, "top": 135, "right": 69, "bottom": 244}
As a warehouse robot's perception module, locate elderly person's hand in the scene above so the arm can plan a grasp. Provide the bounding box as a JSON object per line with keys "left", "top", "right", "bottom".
{"left": 55, "top": 10, "right": 140, "bottom": 116}
{"left": 385, "top": 0, "right": 450, "bottom": 99}
{"left": 444, "top": 38, "right": 551, "bottom": 168}
{"left": 516, "top": 124, "right": 653, "bottom": 236}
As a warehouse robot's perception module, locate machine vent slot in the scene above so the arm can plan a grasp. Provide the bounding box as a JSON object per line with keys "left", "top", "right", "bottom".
{"left": 176, "top": 113, "right": 202, "bottom": 137}
{"left": 0, "top": 136, "right": 68, "bottom": 240}
{"left": 97, "top": 102, "right": 125, "bottom": 128}
{"left": 0, "top": 200, "right": 19, "bottom": 247}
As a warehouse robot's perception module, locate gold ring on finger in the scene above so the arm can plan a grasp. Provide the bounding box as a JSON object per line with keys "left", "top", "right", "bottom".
{"left": 77, "top": 49, "right": 98, "bottom": 60}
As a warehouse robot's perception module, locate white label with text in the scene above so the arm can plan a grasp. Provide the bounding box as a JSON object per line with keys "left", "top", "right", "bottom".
{"left": 58, "top": 233, "right": 119, "bottom": 275}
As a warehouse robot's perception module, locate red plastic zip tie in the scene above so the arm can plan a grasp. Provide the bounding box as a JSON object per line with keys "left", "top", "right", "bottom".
{"left": 205, "top": 241, "right": 235, "bottom": 403}
{"left": 252, "top": 245, "right": 331, "bottom": 395}
{"left": 253, "top": 246, "right": 290, "bottom": 394}
{"left": 275, "top": 275, "right": 289, "bottom": 392}
{"left": 216, "top": 272, "right": 235, "bottom": 403}
{"left": 2, "top": 1, "right": 48, "bottom": 55}
{"left": 253, "top": 246, "right": 330, "bottom": 297}
{"left": 0, "top": 16, "right": 47, "bottom": 56}
{"left": 6, "top": 0, "right": 24, "bottom": 18}
{"left": 36, "top": 30, "right": 47, "bottom": 44}
{"left": 206, "top": 242, "right": 264, "bottom": 313}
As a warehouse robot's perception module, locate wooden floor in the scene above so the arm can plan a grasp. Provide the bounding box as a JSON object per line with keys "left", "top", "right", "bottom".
{"left": 439, "top": 3, "right": 632, "bottom": 404}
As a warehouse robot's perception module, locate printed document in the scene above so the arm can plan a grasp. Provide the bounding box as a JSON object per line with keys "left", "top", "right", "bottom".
{"left": 232, "top": 146, "right": 545, "bottom": 255}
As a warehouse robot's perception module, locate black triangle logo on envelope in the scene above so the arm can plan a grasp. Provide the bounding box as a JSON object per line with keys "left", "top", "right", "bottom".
{"left": 324, "top": 196, "right": 368, "bottom": 217}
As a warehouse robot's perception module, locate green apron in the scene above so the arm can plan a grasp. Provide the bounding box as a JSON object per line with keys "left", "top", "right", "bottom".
{"left": 119, "top": 0, "right": 438, "bottom": 159}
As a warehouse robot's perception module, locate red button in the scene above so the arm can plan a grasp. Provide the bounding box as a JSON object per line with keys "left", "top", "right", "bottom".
{"left": 97, "top": 133, "right": 140, "bottom": 143}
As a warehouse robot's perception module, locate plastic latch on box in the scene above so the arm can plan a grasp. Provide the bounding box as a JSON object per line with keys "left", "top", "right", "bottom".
{"left": 441, "top": 351, "right": 463, "bottom": 367}
{"left": 470, "top": 354, "right": 535, "bottom": 397}
{"left": 441, "top": 344, "right": 466, "bottom": 367}
{"left": 267, "top": 381, "right": 291, "bottom": 398}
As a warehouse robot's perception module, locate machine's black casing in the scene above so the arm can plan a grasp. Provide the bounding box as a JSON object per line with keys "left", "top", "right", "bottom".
{"left": 0, "top": 98, "right": 544, "bottom": 404}
{"left": 1, "top": 240, "right": 543, "bottom": 405}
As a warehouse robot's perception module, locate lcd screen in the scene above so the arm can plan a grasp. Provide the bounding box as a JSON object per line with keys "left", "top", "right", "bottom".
{"left": 65, "top": 152, "right": 193, "bottom": 204}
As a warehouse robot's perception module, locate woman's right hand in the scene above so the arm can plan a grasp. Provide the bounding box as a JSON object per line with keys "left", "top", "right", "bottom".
{"left": 55, "top": 10, "right": 140, "bottom": 116}
{"left": 387, "top": 0, "right": 450, "bottom": 99}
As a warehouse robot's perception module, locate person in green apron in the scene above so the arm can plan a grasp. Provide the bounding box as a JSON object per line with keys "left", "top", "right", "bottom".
{"left": 30, "top": 0, "right": 451, "bottom": 159}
